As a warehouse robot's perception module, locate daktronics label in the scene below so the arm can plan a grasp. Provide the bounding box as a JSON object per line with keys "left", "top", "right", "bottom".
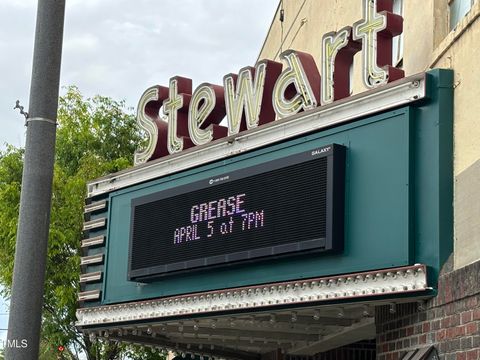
{"left": 128, "top": 144, "right": 346, "bottom": 280}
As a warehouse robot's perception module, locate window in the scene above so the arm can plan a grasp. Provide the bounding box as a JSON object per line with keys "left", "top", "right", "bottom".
{"left": 449, "top": 0, "right": 476, "bottom": 30}
{"left": 392, "top": 0, "right": 404, "bottom": 67}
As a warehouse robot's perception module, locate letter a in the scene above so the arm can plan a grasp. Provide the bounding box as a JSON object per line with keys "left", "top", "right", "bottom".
{"left": 272, "top": 50, "right": 321, "bottom": 119}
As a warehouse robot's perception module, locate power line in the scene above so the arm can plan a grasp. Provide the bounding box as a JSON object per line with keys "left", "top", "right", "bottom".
{"left": 273, "top": 0, "right": 308, "bottom": 60}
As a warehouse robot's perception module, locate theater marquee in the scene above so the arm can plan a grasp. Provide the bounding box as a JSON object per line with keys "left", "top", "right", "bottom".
{"left": 76, "top": 0, "right": 453, "bottom": 358}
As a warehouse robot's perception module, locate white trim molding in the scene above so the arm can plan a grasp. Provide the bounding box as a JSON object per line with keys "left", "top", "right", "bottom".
{"left": 83, "top": 218, "right": 107, "bottom": 232}
{"left": 87, "top": 73, "right": 426, "bottom": 198}
{"left": 84, "top": 200, "right": 108, "bottom": 214}
{"left": 78, "top": 290, "right": 101, "bottom": 302}
{"left": 76, "top": 264, "right": 429, "bottom": 327}
{"left": 80, "top": 271, "right": 103, "bottom": 283}
{"left": 81, "top": 235, "right": 106, "bottom": 248}
{"left": 80, "top": 254, "right": 104, "bottom": 266}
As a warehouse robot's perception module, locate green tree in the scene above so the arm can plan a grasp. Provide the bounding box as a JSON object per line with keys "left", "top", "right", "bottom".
{"left": 0, "top": 86, "right": 161, "bottom": 360}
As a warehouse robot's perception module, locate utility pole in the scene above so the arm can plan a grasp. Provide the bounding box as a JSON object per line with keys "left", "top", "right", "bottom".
{"left": 5, "top": 0, "right": 65, "bottom": 359}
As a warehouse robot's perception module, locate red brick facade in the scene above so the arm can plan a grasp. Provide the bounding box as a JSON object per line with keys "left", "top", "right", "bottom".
{"left": 376, "top": 259, "right": 480, "bottom": 360}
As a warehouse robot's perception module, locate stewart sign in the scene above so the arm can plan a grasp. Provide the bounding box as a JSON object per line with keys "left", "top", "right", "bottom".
{"left": 134, "top": 0, "right": 403, "bottom": 165}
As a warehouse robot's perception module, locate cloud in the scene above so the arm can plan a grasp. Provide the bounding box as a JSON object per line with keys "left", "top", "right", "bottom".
{"left": 64, "top": 33, "right": 100, "bottom": 53}
{"left": 0, "top": 0, "right": 278, "bottom": 148}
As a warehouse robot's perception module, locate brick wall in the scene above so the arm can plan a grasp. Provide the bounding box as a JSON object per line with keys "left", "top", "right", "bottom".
{"left": 376, "top": 259, "right": 480, "bottom": 360}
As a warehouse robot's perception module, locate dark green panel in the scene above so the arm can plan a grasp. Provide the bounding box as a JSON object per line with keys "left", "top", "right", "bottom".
{"left": 413, "top": 69, "right": 454, "bottom": 282}
{"left": 100, "top": 69, "right": 454, "bottom": 305}
{"left": 103, "top": 108, "right": 413, "bottom": 304}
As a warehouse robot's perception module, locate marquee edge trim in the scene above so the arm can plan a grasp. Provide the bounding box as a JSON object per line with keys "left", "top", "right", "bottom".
{"left": 76, "top": 264, "right": 429, "bottom": 327}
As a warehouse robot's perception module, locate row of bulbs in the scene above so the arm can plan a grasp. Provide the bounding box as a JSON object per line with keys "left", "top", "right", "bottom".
{"left": 94, "top": 305, "right": 374, "bottom": 340}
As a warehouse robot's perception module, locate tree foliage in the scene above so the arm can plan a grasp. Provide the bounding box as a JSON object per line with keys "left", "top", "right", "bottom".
{"left": 0, "top": 86, "right": 160, "bottom": 360}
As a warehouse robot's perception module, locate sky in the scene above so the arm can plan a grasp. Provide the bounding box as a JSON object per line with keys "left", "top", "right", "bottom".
{"left": 0, "top": 0, "right": 279, "bottom": 347}
{"left": 0, "top": 0, "right": 279, "bottom": 148}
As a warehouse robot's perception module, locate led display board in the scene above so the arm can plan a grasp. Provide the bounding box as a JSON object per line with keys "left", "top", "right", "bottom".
{"left": 128, "top": 144, "right": 346, "bottom": 281}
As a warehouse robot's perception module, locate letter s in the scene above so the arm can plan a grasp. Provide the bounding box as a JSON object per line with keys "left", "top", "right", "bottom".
{"left": 134, "top": 85, "right": 170, "bottom": 165}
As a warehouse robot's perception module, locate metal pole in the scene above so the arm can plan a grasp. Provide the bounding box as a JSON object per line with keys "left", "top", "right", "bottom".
{"left": 5, "top": 0, "right": 65, "bottom": 359}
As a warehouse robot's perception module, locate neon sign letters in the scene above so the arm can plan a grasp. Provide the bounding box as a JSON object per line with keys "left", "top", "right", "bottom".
{"left": 134, "top": 0, "right": 403, "bottom": 165}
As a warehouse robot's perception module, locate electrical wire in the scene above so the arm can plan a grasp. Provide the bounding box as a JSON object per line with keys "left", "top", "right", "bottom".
{"left": 280, "top": 0, "right": 284, "bottom": 56}
{"left": 273, "top": 0, "right": 308, "bottom": 60}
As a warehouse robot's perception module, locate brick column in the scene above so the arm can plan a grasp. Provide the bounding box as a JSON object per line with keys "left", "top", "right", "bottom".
{"left": 376, "top": 258, "right": 480, "bottom": 360}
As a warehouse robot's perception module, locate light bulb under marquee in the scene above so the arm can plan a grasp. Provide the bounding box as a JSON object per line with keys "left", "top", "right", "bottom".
{"left": 76, "top": 265, "right": 428, "bottom": 327}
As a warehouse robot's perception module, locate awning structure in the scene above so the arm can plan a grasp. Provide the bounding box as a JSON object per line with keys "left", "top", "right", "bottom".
{"left": 76, "top": 264, "right": 433, "bottom": 359}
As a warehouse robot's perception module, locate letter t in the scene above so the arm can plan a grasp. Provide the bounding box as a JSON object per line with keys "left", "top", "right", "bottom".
{"left": 353, "top": 0, "right": 404, "bottom": 88}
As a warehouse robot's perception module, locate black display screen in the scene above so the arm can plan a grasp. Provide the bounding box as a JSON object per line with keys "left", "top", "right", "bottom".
{"left": 129, "top": 144, "right": 345, "bottom": 281}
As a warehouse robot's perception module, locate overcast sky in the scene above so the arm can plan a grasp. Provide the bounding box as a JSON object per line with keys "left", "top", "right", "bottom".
{"left": 0, "top": 0, "right": 278, "bottom": 148}
{"left": 0, "top": 0, "right": 278, "bottom": 345}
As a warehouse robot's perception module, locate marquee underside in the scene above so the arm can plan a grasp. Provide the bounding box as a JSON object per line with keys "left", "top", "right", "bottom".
{"left": 76, "top": 69, "right": 453, "bottom": 360}
{"left": 77, "top": 264, "right": 431, "bottom": 359}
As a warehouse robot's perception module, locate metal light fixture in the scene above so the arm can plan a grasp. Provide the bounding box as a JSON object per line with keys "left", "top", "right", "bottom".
{"left": 291, "top": 311, "right": 298, "bottom": 322}
{"left": 269, "top": 314, "right": 276, "bottom": 324}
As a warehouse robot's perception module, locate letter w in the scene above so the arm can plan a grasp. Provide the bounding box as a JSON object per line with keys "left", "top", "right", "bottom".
{"left": 224, "top": 60, "right": 281, "bottom": 135}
